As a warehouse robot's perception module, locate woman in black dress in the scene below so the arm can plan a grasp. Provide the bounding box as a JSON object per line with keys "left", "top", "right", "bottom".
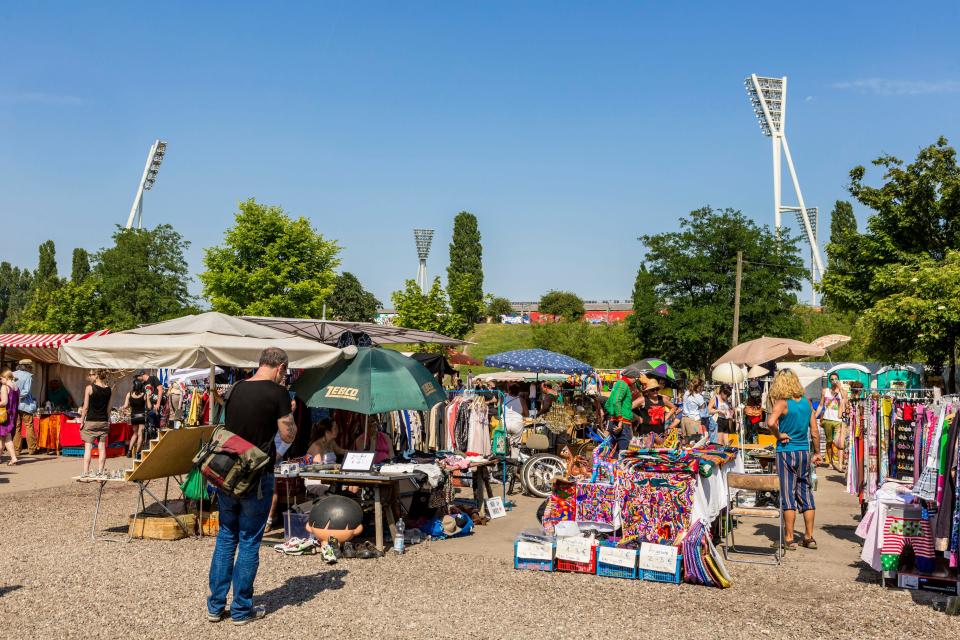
{"left": 123, "top": 380, "right": 149, "bottom": 458}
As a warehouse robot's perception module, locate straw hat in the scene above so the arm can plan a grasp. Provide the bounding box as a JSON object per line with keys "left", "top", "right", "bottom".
{"left": 17, "top": 358, "right": 33, "bottom": 367}
{"left": 642, "top": 378, "right": 661, "bottom": 392}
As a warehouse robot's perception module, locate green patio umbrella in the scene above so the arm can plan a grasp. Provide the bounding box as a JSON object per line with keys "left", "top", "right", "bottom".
{"left": 293, "top": 347, "right": 447, "bottom": 414}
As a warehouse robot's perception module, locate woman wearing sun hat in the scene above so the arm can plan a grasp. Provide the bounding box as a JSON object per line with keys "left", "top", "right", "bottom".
{"left": 634, "top": 377, "right": 676, "bottom": 448}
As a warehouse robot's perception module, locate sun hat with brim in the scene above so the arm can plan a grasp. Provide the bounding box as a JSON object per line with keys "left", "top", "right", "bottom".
{"left": 441, "top": 515, "right": 463, "bottom": 536}
{"left": 18, "top": 359, "right": 33, "bottom": 366}
{"left": 642, "top": 378, "right": 661, "bottom": 392}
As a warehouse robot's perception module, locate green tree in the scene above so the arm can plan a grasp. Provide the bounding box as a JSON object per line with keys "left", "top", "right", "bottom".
{"left": 484, "top": 295, "right": 514, "bottom": 321}
{"left": 18, "top": 279, "right": 105, "bottom": 333}
{"left": 538, "top": 290, "right": 585, "bottom": 321}
{"left": 531, "top": 322, "right": 635, "bottom": 368}
{"left": 0, "top": 263, "right": 33, "bottom": 331}
{"left": 391, "top": 277, "right": 459, "bottom": 337}
{"left": 822, "top": 200, "right": 864, "bottom": 311}
{"left": 18, "top": 241, "right": 65, "bottom": 331}
{"left": 633, "top": 206, "right": 805, "bottom": 374}
{"left": 201, "top": 199, "right": 341, "bottom": 318}
{"left": 326, "top": 272, "right": 381, "bottom": 322}
{"left": 447, "top": 211, "right": 484, "bottom": 328}
{"left": 71, "top": 248, "right": 91, "bottom": 283}
{"left": 628, "top": 265, "right": 659, "bottom": 356}
{"left": 36, "top": 240, "right": 58, "bottom": 283}
{"left": 820, "top": 137, "right": 960, "bottom": 384}
{"left": 95, "top": 225, "right": 193, "bottom": 330}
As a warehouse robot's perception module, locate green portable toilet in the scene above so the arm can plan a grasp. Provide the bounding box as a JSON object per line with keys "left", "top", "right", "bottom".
{"left": 826, "top": 363, "right": 872, "bottom": 392}
{"left": 876, "top": 365, "right": 921, "bottom": 391}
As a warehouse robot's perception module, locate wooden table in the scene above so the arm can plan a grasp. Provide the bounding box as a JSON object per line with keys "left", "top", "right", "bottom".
{"left": 299, "top": 471, "right": 427, "bottom": 552}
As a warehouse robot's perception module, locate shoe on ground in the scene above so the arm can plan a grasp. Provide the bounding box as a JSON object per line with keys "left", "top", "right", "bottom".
{"left": 207, "top": 610, "right": 225, "bottom": 623}
{"left": 233, "top": 606, "right": 266, "bottom": 626}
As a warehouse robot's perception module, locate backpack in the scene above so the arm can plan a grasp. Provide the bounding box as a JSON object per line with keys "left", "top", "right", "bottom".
{"left": 191, "top": 382, "right": 272, "bottom": 497}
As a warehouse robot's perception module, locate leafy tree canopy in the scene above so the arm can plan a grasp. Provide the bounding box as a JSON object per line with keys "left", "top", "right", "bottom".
{"left": 539, "top": 290, "right": 585, "bottom": 321}
{"left": 71, "top": 248, "right": 91, "bottom": 283}
{"left": 95, "top": 225, "right": 193, "bottom": 330}
{"left": 201, "top": 199, "right": 341, "bottom": 318}
{"left": 326, "top": 272, "right": 381, "bottom": 322}
{"left": 820, "top": 137, "right": 960, "bottom": 377}
{"left": 632, "top": 206, "right": 805, "bottom": 374}
{"left": 484, "top": 295, "right": 514, "bottom": 321}
{"left": 391, "top": 277, "right": 460, "bottom": 338}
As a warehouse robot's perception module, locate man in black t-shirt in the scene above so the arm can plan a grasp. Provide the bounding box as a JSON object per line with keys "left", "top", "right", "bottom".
{"left": 207, "top": 347, "right": 296, "bottom": 626}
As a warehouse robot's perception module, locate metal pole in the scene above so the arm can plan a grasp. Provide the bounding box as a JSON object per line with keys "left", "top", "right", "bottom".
{"left": 781, "top": 137, "right": 824, "bottom": 278}
{"left": 732, "top": 251, "right": 743, "bottom": 347}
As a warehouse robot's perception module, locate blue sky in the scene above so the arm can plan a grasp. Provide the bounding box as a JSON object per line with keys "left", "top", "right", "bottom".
{"left": 2, "top": 2, "right": 958, "bottom": 305}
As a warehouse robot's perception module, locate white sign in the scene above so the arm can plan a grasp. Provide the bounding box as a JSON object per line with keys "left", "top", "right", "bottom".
{"left": 486, "top": 497, "right": 506, "bottom": 519}
{"left": 637, "top": 542, "right": 678, "bottom": 573}
{"left": 598, "top": 546, "right": 637, "bottom": 569}
{"left": 342, "top": 451, "right": 376, "bottom": 472}
{"left": 556, "top": 536, "right": 593, "bottom": 563}
{"left": 516, "top": 539, "right": 553, "bottom": 561}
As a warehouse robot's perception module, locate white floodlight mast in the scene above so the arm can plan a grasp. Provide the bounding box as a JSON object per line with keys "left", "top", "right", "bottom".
{"left": 746, "top": 74, "right": 824, "bottom": 304}
{"left": 413, "top": 229, "right": 434, "bottom": 294}
{"left": 125, "top": 139, "right": 167, "bottom": 229}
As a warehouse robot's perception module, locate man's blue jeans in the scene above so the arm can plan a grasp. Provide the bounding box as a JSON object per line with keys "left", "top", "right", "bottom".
{"left": 207, "top": 473, "right": 274, "bottom": 621}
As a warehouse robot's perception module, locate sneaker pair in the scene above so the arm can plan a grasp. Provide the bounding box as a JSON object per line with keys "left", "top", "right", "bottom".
{"left": 208, "top": 606, "right": 266, "bottom": 626}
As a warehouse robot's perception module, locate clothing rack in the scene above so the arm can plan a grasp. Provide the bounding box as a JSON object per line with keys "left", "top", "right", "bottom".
{"left": 445, "top": 389, "right": 508, "bottom": 506}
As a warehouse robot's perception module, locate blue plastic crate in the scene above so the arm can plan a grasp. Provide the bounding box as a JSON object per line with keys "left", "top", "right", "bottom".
{"left": 514, "top": 539, "right": 554, "bottom": 572}
{"left": 641, "top": 554, "right": 682, "bottom": 584}
{"left": 596, "top": 543, "right": 638, "bottom": 579}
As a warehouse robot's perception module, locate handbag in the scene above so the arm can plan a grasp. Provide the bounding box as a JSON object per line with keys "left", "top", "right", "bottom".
{"left": 0, "top": 404, "right": 6, "bottom": 424}
{"left": 192, "top": 426, "right": 271, "bottom": 497}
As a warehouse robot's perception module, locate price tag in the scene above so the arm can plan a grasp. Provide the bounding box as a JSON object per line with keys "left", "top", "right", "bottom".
{"left": 637, "top": 543, "right": 678, "bottom": 573}
{"left": 486, "top": 497, "right": 507, "bottom": 519}
{"left": 516, "top": 540, "right": 553, "bottom": 561}
{"left": 598, "top": 546, "right": 637, "bottom": 569}
{"left": 556, "top": 536, "right": 593, "bottom": 562}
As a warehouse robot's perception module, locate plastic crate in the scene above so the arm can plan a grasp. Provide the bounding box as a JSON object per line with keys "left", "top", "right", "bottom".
{"left": 554, "top": 544, "right": 597, "bottom": 574}
{"left": 596, "top": 543, "right": 638, "bottom": 579}
{"left": 514, "top": 539, "right": 554, "bottom": 572}
{"left": 641, "top": 554, "right": 682, "bottom": 584}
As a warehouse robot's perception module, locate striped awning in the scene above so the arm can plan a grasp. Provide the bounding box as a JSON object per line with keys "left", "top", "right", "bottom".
{"left": 0, "top": 330, "right": 110, "bottom": 349}
{"left": 0, "top": 330, "right": 111, "bottom": 364}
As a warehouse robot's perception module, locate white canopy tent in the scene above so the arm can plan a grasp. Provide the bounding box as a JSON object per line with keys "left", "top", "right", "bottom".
{"left": 59, "top": 312, "right": 345, "bottom": 370}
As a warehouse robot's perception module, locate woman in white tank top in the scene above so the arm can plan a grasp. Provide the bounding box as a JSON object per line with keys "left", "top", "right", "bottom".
{"left": 815, "top": 373, "right": 846, "bottom": 469}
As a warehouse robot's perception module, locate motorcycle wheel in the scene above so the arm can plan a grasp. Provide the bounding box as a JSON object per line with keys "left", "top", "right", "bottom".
{"left": 521, "top": 453, "right": 566, "bottom": 499}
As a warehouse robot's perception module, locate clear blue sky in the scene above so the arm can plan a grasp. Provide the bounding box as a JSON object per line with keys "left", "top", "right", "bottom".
{"left": 2, "top": 2, "right": 958, "bottom": 305}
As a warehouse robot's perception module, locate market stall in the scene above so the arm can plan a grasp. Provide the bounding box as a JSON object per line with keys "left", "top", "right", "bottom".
{"left": 517, "top": 444, "right": 742, "bottom": 585}
{"left": 851, "top": 391, "right": 960, "bottom": 594}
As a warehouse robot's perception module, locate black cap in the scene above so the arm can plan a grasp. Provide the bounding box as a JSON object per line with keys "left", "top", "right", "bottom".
{"left": 133, "top": 369, "right": 146, "bottom": 376}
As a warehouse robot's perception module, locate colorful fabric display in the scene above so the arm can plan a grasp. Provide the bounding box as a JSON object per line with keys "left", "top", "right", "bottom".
{"left": 619, "top": 470, "right": 694, "bottom": 543}
{"left": 575, "top": 482, "right": 615, "bottom": 524}
{"left": 542, "top": 479, "right": 577, "bottom": 533}
{"left": 881, "top": 513, "right": 935, "bottom": 573}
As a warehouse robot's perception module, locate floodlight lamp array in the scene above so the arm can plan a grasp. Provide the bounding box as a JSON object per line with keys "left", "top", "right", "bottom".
{"left": 792, "top": 207, "right": 817, "bottom": 241}
{"left": 744, "top": 76, "right": 784, "bottom": 136}
{"left": 144, "top": 140, "right": 167, "bottom": 191}
{"left": 413, "top": 228, "right": 434, "bottom": 259}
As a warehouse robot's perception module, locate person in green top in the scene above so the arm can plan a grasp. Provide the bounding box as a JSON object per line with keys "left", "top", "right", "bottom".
{"left": 605, "top": 372, "right": 644, "bottom": 453}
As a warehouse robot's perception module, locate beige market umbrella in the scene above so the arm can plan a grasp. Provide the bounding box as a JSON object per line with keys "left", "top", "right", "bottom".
{"left": 810, "top": 334, "right": 851, "bottom": 352}
{"left": 59, "top": 312, "right": 345, "bottom": 370}
{"left": 747, "top": 364, "right": 770, "bottom": 379}
{"left": 712, "top": 336, "right": 826, "bottom": 368}
{"left": 712, "top": 363, "right": 746, "bottom": 384}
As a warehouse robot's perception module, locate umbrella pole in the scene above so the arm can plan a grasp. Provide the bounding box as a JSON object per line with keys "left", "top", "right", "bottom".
{"left": 209, "top": 366, "right": 216, "bottom": 424}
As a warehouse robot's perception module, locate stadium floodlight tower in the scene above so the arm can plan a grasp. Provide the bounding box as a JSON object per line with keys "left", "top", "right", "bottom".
{"left": 413, "top": 228, "right": 434, "bottom": 294}
{"left": 125, "top": 139, "right": 167, "bottom": 229}
{"left": 745, "top": 75, "right": 824, "bottom": 305}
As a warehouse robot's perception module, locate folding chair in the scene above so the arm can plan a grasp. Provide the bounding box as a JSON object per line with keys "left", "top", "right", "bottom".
{"left": 723, "top": 472, "right": 783, "bottom": 565}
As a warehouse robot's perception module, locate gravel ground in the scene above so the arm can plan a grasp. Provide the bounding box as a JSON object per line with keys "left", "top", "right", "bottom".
{"left": 0, "top": 481, "right": 955, "bottom": 640}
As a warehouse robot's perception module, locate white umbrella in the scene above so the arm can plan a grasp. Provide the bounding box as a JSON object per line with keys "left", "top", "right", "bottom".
{"left": 712, "top": 363, "right": 746, "bottom": 384}
{"left": 59, "top": 312, "right": 344, "bottom": 370}
{"left": 747, "top": 364, "right": 770, "bottom": 379}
